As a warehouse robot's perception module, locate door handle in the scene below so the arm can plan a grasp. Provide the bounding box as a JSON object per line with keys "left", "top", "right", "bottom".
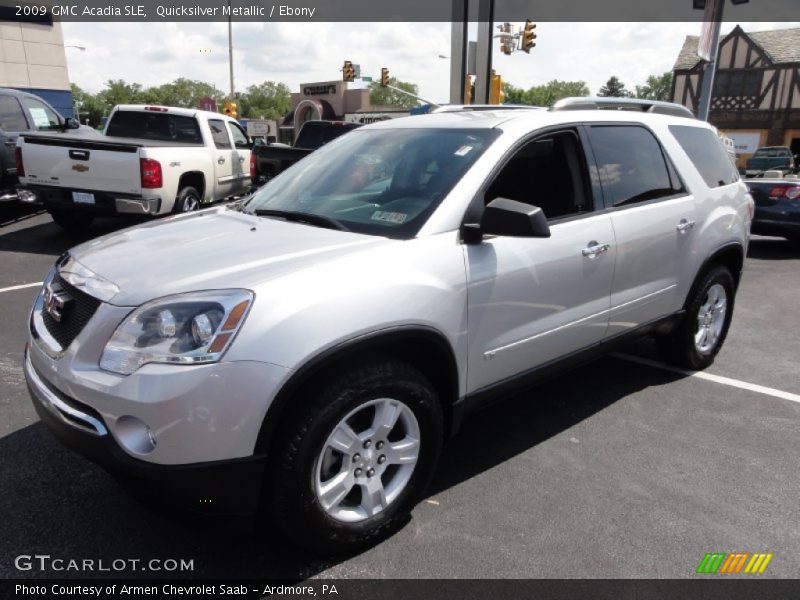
{"left": 676, "top": 219, "right": 695, "bottom": 233}
{"left": 582, "top": 241, "right": 611, "bottom": 258}
{"left": 217, "top": 157, "right": 226, "bottom": 165}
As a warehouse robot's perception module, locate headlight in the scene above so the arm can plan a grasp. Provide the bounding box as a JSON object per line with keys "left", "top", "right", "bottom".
{"left": 100, "top": 289, "right": 254, "bottom": 375}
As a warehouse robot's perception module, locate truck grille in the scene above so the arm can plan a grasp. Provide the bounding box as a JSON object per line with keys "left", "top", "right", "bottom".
{"left": 41, "top": 274, "right": 101, "bottom": 349}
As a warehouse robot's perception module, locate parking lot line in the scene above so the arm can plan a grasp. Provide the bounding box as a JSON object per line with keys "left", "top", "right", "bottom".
{"left": 0, "top": 282, "right": 41, "bottom": 294}
{"left": 615, "top": 353, "right": 800, "bottom": 405}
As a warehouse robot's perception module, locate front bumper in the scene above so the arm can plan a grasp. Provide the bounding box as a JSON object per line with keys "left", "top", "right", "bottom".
{"left": 25, "top": 349, "right": 268, "bottom": 516}
{"left": 22, "top": 184, "right": 162, "bottom": 215}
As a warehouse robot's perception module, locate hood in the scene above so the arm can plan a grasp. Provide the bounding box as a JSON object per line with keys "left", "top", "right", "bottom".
{"left": 68, "top": 207, "right": 385, "bottom": 306}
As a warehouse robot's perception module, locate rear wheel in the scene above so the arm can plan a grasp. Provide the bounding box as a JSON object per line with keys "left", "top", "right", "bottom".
{"left": 173, "top": 186, "right": 201, "bottom": 213}
{"left": 657, "top": 265, "right": 735, "bottom": 370}
{"left": 267, "top": 358, "right": 443, "bottom": 554}
{"left": 49, "top": 210, "right": 94, "bottom": 231}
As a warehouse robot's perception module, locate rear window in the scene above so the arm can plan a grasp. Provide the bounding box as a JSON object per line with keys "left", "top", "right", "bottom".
{"left": 296, "top": 122, "right": 360, "bottom": 149}
{"left": 669, "top": 125, "right": 738, "bottom": 188}
{"left": 753, "top": 147, "right": 790, "bottom": 157}
{"left": 0, "top": 95, "right": 28, "bottom": 131}
{"left": 106, "top": 111, "right": 203, "bottom": 143}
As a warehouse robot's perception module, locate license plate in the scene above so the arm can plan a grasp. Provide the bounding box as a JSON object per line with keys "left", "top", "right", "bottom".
{"left": 72, "top": 192, "right": 95, "bottom": 204}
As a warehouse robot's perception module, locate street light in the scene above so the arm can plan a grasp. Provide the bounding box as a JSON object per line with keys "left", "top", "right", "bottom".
{"left": 65, "top": 45, "right": 86, "bottom": 51}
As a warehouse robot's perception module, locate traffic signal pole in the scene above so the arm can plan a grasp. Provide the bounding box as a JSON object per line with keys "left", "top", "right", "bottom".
{"left": 696, "top": 0, "right": 725, "bottom": 121}
{"left": 473, "top": 0, "right": 495, "bottom": 104}
{"left": 449, "top": 1, "right": 468, "bottom": 104}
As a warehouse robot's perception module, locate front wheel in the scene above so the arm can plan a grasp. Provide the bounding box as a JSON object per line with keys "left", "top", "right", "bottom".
{"left": 657, "top": 265, "right": 735, "bottom": 370}
{"left": 267, "top": 359, "right": 443, "bottom": 554}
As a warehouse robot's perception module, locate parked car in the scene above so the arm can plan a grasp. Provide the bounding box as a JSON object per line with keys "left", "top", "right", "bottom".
{"left": 16, "top": 105, "right": 252, "bottom": 230}
{"left": 745, "top": 174, "right": 800, "bottom": 241}
{"left": 745, "top": 146, "right": 796, "bottom": 177}
{"left": 25, "top": 99, "right": 752, "bottom": 554}
{"left": 250, "top": 120, "right": 361, "bottom": 185}
{"left": 0, "top": 88, "right": 93, "bottom": 205}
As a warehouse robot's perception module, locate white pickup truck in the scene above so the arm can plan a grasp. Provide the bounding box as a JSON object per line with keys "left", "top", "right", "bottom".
{"left": 16, "top": 105, "right": 252, "bottom": 230}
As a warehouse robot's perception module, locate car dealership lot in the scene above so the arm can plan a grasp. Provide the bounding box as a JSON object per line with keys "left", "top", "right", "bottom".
{"left": 1, "top": 210, "right": 799, "bottom": 579}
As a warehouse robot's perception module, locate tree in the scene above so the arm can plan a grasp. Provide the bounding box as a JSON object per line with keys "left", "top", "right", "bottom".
{"left": 597, "top": 76, "right": 632, "bottom": 98}
{"left": 97, "top": 79, "right": 146, "bottom": 108}
{"left": 70, "top": 83, "right": 106, "bottom": 127}
{"left": 369, "top": 78, "right": 420, "bottom": 109}
{"left": 145, "top": 78, "right": 225, "bottom": 109}
{"left": 502, "top": 80, "right": 589, "bottom": 107}
{"left": 635, "top": 72, "right": 673, "bottom": 102}
{"left": 238, "top": 81, "right": 291, "bottom": 119}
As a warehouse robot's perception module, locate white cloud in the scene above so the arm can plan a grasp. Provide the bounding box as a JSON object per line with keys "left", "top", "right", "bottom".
{"left": 62, "top": 21, "right": 799, "bottom": 102}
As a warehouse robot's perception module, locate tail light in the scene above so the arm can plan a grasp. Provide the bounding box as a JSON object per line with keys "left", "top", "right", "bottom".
{"left": 769, "top": 186, "right": 800, "bottom": 201}
{"left": 140, "top": 158, "right": 162, "bottom": 189}
{"left": 15, "top": 147, "right": 24, "bottom": 177}
{"left": 249, "top": 152, "right": 256, "bottom": 179}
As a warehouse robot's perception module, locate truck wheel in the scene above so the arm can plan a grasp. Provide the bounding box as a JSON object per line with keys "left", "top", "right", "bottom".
{"left": 267, "top": 358, "right": 443, "bottom": 555}
{"left": 656, "top": 265, "right": 735, "bottom": 370}
{"left": 49, "top": 210, "right": 94, "bottom": 231}
{"left": 173, "top": 187, "right": 201, "bottom": 213}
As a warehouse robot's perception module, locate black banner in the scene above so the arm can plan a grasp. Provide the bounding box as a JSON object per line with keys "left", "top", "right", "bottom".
{"left": 1, "top": 0, "right": 799, "bottom": 22}
{"left": 3, "top": 579, "right": 800, "bottom": 600}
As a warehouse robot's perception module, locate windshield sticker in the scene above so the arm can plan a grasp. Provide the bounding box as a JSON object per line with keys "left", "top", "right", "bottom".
{"left": 371, "top": 211, "right": 408, "bottom": 224}
{"left": 454, "top": 145, "right": 474, "bottom": 157}
{"left": 29, "top": 107, "right": 51, "bottom": 128}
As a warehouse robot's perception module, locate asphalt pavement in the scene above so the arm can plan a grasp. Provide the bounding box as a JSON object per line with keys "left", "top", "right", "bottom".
{"left": 1, "top": 207, "right": 798, "bottom": 579}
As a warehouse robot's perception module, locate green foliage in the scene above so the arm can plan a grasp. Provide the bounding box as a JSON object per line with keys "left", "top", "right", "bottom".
{"left": 634, "top": 72, "right": 673, "bottom": 101}
{"left": 369, "top": 78, "right": 420, "bottom": 109}
{"left": 70, "top": 78, "right": 292, "bottom": 126}
{"left": 501, "top": 80, "right": 590, "bottom": 107}
{"left": 597, "top": 76, "right": 632, "bottom": 98}
{"left": 237, "top": 81, "right": 292, "bottom": 120}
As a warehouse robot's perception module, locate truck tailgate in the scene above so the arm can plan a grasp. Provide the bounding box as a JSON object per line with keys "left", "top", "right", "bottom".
{"left": 20, "top": 135, "right": 143, "bottom": 195}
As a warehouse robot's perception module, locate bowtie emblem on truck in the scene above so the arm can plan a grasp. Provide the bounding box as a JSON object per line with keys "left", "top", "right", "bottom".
{"left": 71, "top": 164, "right": 90, "bottom": 173}
{"left": 43, "top": 282, "right": 71, "bottom": 322}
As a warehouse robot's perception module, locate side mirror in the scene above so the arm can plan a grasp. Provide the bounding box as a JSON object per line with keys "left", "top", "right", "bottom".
{"left": 64, "top": 117, "right": 80, "bottom": 130}
{"left": 469, "top": 197, "right": 550, "bottom": 241}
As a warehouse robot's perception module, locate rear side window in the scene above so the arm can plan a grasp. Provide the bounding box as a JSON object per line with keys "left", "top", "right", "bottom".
{"left": 589, "top": 125, "right": 682, "bottom": 207}
{"left": 0, "top": 95, "right": 28, "bottom": 131}
{"left": 208, "top": 119, "right": 231, "bottom": 149}
{"left": 20, "top": 96, "right": 61, "bottom": 131}
{"left": 106, "top": 111, "right": 203, "bottom": 143}
{"left": 227, "top": 122, "right": 250, "bottom": 149}
{"left": 670, "top": 125, "right": 738, "bottom": 188}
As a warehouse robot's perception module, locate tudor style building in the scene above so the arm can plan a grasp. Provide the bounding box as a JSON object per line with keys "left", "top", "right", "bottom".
{"left": 671, "top": 25, "right": 800, "bottom": 168}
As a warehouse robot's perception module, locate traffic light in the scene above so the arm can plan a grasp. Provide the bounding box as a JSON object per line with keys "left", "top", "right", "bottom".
{"left": 499, "top": 22, "right": 513, "bottom": 55}
{"left": 223, "top": 100, "right": 237, "bottom": 119}
{"left": 521, "top": 19, "right": 537, "bottom": 53}
{"left": 380, "top": 67, "right": 390, "bottom": 87}
{"left": 343, "top": 60, "right": 355, "bottom": 82}
{"left": 489, "top": 73, "right": 504, "bottom": 105}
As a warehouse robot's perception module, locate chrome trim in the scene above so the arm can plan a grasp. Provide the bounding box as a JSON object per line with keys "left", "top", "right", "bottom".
{"left": 24, "top": 352, "right": 108, "bottom": 436}
{"left": 115, "top": 197, "right": 160, "bottom": 215}
{"left": 484, "top": 285, "right": 677, "bottom": 359}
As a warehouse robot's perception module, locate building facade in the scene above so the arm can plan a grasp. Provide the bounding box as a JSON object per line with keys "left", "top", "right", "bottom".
{"left": 671, "top": 25, "right": 800, "bottom": 168}
{"left": 281, "top": 81, "right": 406, "bottom": 142}
{"left": 0, "top": 15, "right": 73, "bottom": 118}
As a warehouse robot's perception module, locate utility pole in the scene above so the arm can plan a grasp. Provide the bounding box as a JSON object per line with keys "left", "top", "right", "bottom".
{"left": 228, "top": 0, "right": 235, "bottom": 100}
{"left": 696, "top": 0, "right": 725, "bottom": 121}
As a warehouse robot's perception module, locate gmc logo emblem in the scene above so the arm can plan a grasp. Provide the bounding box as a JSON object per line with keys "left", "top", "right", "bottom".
{"left": 43, "top": 282, "right": 70, "bottom": 322}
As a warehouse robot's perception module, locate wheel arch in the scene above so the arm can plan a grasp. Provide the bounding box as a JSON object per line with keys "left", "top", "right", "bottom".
{"left": 684, "top": 242, "right": 744, "bottom": 310}
{"left": 177, "top": 171, "right": 206, "bottom": 202}
{"left": 253, "top": 326, "right": 460, "bottom": 459}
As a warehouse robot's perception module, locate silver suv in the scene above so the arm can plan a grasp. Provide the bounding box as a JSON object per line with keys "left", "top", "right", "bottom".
{"left": 25, "top": 99, "right": 753, "bottom": 553}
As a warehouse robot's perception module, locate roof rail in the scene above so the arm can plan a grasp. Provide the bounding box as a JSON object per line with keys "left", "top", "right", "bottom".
{"left": 550, "top": 97, "right": 695, "bottom": 119}
{"left": 433, "top": 104, "right": 544, "bottom": 113}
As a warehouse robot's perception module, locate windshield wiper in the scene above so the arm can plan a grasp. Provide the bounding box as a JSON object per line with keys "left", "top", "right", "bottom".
{"left": 251, "top": 209, "right": 350, "bottom": 232}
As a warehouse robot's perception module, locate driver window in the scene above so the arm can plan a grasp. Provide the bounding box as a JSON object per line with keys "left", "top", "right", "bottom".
{"left": 485, "top": 131, "right": 591, "bottom": 221}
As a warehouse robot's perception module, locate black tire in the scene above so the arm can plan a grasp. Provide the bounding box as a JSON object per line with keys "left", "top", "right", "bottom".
{"left": 173, "top": 186, "right": 202, "bottom": 214}
{"left": 266, "top": 358, "right": 443, "bottom": 555}
{"left": 656, "top": 265, "right": 736, "bottom": 370}
{"left": 49, "top": 209, "right": 94, "bottom": 231}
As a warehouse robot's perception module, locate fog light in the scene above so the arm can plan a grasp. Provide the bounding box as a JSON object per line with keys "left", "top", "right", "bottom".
{"left": 115, "top": 415, "right": 156, "bottom": 455}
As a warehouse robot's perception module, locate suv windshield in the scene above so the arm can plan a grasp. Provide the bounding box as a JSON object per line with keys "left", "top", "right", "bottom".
{"left": 106, "top": 111, "right": 203, "bottom": 143}
{"left": 246, "top": 128, "right": 497, "bottom": 238}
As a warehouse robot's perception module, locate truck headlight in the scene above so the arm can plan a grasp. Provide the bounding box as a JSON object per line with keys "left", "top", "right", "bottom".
{"left": 100, "top": 290, "right": 254, "bottom": 375}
